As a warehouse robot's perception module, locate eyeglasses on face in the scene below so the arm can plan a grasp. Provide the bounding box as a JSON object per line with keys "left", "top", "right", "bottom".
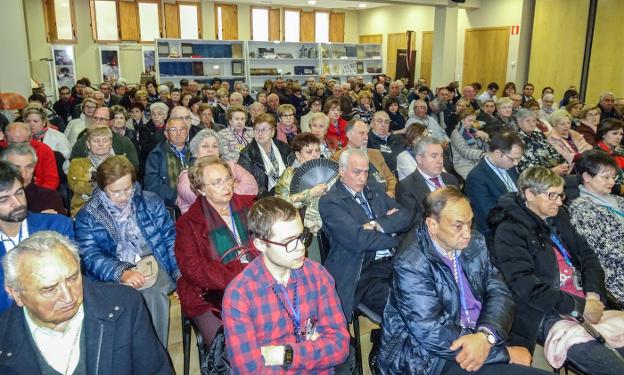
{"left": 167, "top": 127, "right": 188, "bottom": 134}
{"left": 205, "top": 175, "right": 233, "bottom": 189}
{"left": 541, "top": 191, "right": 565, "bottom": 201}
{"left": 262, "top": 229, "right": 312, "bottom": 253}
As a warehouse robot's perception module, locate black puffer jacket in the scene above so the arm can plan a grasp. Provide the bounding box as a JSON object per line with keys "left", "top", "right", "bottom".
{"left": 377, "top": 227, "right": 514, "bottom": 375}
{"left": 488, "top": 193, "right": 607, "bottom": 352}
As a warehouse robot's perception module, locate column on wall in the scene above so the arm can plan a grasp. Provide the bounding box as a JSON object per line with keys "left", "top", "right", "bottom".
{"left": 431, "top": 6, "right": 458, "bottom": 88}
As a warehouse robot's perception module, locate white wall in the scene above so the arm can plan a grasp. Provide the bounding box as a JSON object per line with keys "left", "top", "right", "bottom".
{"left": 0, "top": 0, "right": 32, "bottom": 97}
{"left": 456, "top": 0, "right": 525, "bottom": 85}
{"left": 357, "top": 5, "right": 435, "bottom": 80}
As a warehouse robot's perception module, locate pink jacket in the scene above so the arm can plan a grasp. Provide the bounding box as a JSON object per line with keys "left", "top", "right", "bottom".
{"left": 547, "top": 129, "right": 592, "bottom": 164}
{"left": 544, "top": 310, "right": 624, "bottom": 368}
{"left": 176, "top": 160, "right": 259, "bottom": 214}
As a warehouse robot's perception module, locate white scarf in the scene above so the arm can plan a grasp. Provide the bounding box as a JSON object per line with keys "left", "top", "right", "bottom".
{"left": 258, "top": 141, "right": 286, "bottom": 191}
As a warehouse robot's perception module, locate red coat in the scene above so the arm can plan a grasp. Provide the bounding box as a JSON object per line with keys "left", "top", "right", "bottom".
{"left": 325, "top": 117, "right": 348, "bottom": 152}
{"left": 0, "top": 140, "right": 59, "bottom": 190}
{"left": 174, "top": 194, "right": 256, "bottom": 317}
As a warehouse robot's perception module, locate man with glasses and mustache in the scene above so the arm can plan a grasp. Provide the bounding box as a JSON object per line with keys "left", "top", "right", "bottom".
{"left": 0, "top": 161, "right": 73, "bottom": 314}
{"left": 464, "top": 131, "right": 524, "bottom": 236}
{"left": 223, "top": 197, "right": 349, "bottom": 373}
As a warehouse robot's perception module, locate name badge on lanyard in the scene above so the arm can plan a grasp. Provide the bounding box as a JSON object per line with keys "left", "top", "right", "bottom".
{"left": 380, "top": 144, "right": 392, "bottom": 154}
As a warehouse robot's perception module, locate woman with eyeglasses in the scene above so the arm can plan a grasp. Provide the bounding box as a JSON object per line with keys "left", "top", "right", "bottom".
{"left": 276, "top": 104, "right": 298, "bottom": 144}
{"left": 489, "top": 166, "right": 623, "bottom": 374}
{"left": 569, "top": 150, "right": 624, "bottom": 305}
{"left": 75, "top": 155, "right": 180, "bottom": 348}
{"left": 216, "top": 105, "right": 254, "bottom": 162}
{"left": 275, "top": 133, "right": 329, "bottom": 262}
{"left": 175, "top": 156, "right": 256, "bottom": 348}
{"left": 64, "top": 97, "right": 98, "bottom": 147}
{"left": 577, "top": 105, "right": 602, "bottom": 146}
{"left": 396, "top": 123, "right": 429, "bottom": 181}
{"left": 177, "top": 129, "right": 258, "bottom": 214}
{"left": 239, "top": 114, "right": 291, "bottom": 197}
{"left": 68, "top": 125, "right": 115, "bottom": 216}
{"left": 483, "top": 97, "right": 519, "bottom": 136}
{"left": 546, "top": 109, "right": 591, "bottom": 166}
{"left": 350, "top": 90, "right": 375, "bottom": 126}
{"left": 594, "top": 119, "right": 624, "bottom": 185}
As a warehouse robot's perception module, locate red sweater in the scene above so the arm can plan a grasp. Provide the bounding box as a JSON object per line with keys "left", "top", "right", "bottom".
{"left": 0, "top": 140, "right": 59, "bottom": 190}
{"left": 325, "top": 117, "right": 348, "bottom": 152}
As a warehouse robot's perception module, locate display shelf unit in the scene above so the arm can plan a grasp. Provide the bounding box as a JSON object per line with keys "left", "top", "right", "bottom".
{"left": 154, "top": 39, "right": 384, "bottom": 90}
{"left": 246, "top": 41, "right": 321, "bottom": 91}
{"left": 320, "top": 43, "right": 383, "bottom": 80}
{"left": 155, "top": 39, "right": 247, "bottom": 86}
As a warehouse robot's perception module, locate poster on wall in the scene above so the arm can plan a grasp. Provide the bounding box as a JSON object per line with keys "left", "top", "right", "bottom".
{"left": 142, "top": 46, "right": 156, "bottom": 74}
{"left": 99, "top": 46, "right": 121, "bottom": 83}
{"left": 51, "top": 45, "right": 76, "bottom": 90}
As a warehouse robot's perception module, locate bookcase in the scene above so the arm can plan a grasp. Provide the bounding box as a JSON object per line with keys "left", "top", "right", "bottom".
{"left": 155, "top": 39, "right": 383, "bottom": 91}
{"left": 320, "top": 43, "right": 383, "bottom": 81}
{"left": 155, "top": 39, "right": 246, "bottom": 87}
{"left": 246, "top": 41, "right": 320, "bottom": 91}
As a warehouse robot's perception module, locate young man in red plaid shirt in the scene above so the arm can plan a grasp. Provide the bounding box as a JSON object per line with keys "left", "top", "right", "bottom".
{"left": 222, "top": 197, "right": 349, "bottom": 373}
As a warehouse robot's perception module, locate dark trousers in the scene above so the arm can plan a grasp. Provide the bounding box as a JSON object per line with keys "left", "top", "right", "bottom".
{"left": 354, "top": 257, "right": 393, "bottom": 317}
{"left": 442, "top": 361, "right": 551, "bottom": 375}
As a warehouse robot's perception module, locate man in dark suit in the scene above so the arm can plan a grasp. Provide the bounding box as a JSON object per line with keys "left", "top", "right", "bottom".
{"left": 319, "top": 148, "right": 412, "bottom": 369}
{"left": 464, "top": 131, "right": 523, "bottom": 236}
{"left": 396, "top": 136, "right": 459, "bottom": 227}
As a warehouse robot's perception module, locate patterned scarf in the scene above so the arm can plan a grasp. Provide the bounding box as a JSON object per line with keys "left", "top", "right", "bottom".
{"left": 200, "top": 196, "right": 250, "bottom": 264}
{"left": 95, "top": 184, "right": 149, "bottom": 264}
{"left": 87, "top": 149, "right": 115, "bottom": 169}
{"left": 166, "top": 142, "right": 190, "bottom": 191}
{"left": 459, "top": 124, "right": 476, "bottom": 146}
{"left": 32, "top": 126, "right": 48, "bottom": 142}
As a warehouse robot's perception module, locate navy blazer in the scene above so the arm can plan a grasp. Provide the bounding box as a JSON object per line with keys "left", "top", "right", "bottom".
{"left": 396, "top": 170, "right": 459, "bottom": 229}
{"left": 318, "top": 181, "right": 412, "bottom": 317}
{"left": 0, "top": 212, "right": 74, "bottom": 314}
{"left": 0, "top": 278, "right": 172, "bottom": 374}
{"left": 464, "top": 158, "right": 519, "bottom": 237}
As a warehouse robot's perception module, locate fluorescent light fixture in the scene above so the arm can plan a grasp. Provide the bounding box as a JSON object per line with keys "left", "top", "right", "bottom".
{"left": 308, "top": 0, "right": 317, "bottom": 4}
{"left": 358, "top": 3, "right": 367, "bottom": 8}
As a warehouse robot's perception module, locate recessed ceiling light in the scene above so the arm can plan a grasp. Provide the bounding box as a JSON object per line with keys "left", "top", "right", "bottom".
{"left": 358, "top": 3, "right": 367, "bottom": 8}
{"left": 308, "top": 0, "right": 317, "bottom": 5}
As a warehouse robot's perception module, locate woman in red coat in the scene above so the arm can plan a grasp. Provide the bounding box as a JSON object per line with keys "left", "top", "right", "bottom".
{"left": 175, "top": 156, "right": 255, "bottom": 345}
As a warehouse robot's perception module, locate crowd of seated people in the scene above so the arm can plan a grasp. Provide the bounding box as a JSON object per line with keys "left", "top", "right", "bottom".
{"left": 2, "top": 72, "right": 624, "bottom": 375}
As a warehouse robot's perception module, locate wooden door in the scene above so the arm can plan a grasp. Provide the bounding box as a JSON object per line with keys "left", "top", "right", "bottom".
{"left": 216, "top": 3, "right": 238, "bottom": 40}
{"left": 269, "top": 8, "right": 280, "bottom": 41}
{"left": 420, "top": 31, "right": 433, "bottom": 85}
{"left": 359, "top": 34, "right": 382, "bottom": 44}
{"left": 164, "top": 3, "right": 180, "bottom": 39}
{"left": 329, "top": 12, "right": 344, "bottom": 43}
{"left": 462, "top": 27, "right": 509, "bottom": 88}
{"left": 300, "top": 12, "right": 315, "bottom": 42}
{"left": 387, "top": 32, "right": 415, "bottom": 81}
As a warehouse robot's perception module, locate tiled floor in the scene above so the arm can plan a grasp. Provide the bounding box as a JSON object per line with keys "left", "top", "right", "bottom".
{"left": 166, "top": 298, "right": 563, "bottom": 375}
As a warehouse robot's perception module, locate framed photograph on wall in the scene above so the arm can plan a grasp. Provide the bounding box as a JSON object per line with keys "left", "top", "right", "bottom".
{"left": 231, "top": 60, "right": 244, "bottom": 76}
{"left": 142, "top": 46, "right": 156, "bottom": 74}
{"left": 51, "top": 45, "right": 76, "bottom": 94}
{"left": 99, "top": 45, "right": 121, "bottom": 83}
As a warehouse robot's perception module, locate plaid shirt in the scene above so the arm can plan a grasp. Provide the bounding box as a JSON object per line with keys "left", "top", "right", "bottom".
{"left": 223, "top": 257, "right": 349, "bottom": 374}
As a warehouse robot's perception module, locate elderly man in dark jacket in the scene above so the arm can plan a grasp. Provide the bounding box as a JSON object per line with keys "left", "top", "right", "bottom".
{"left": 489, "top": 166, "right": 624, "bottom": 374}
{"left": 378, "top": 187, "right": 548, "bottom": 375}
{"left": 0, "top": 232, "right": 171, "bottom": 374}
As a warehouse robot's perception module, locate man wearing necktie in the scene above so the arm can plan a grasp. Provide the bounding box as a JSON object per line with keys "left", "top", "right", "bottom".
{"left": 319, "top": 149, "right": 412, "bottom": 369}
{"left": 464, "top": 131, "right": 524, "bottom": 236}
{"left": 396, "top": 136, "right": 459, "bottom": 228}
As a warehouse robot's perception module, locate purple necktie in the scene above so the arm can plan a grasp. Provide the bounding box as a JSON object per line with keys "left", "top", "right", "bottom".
{"left": 430, "top": 176, "right": 443, "bottom": 189}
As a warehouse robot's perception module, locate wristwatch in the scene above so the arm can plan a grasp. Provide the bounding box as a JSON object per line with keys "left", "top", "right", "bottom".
{"left": 283, "top": 345, "right": 293, "bottom": 367}
{"left": 478, "top": 328, "right": 497, "bottom": 345}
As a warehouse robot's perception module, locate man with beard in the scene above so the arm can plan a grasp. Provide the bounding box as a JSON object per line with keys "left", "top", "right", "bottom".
{"left": 0, "top": 161, "right": 73, "bottom": 313}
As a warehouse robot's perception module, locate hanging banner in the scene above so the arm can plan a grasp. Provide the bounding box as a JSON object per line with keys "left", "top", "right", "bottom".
{"left": 99, "top": 45, "right": 121, "bottom": 83}
{"left": 52, "top": 45, "right": 76, "bottom": 90}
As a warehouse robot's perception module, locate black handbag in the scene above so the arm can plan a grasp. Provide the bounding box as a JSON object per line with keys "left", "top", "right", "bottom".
{"left": 201, "top": 326, "right": 231, "bottom": 375}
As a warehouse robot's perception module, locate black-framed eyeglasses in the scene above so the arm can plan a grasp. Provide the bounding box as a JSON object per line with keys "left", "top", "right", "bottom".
{"left": 542, "top": 191, "right": 566, "bottom": 201}
{"left": 262, "top": 229, "right": 312, "bottom": 252}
